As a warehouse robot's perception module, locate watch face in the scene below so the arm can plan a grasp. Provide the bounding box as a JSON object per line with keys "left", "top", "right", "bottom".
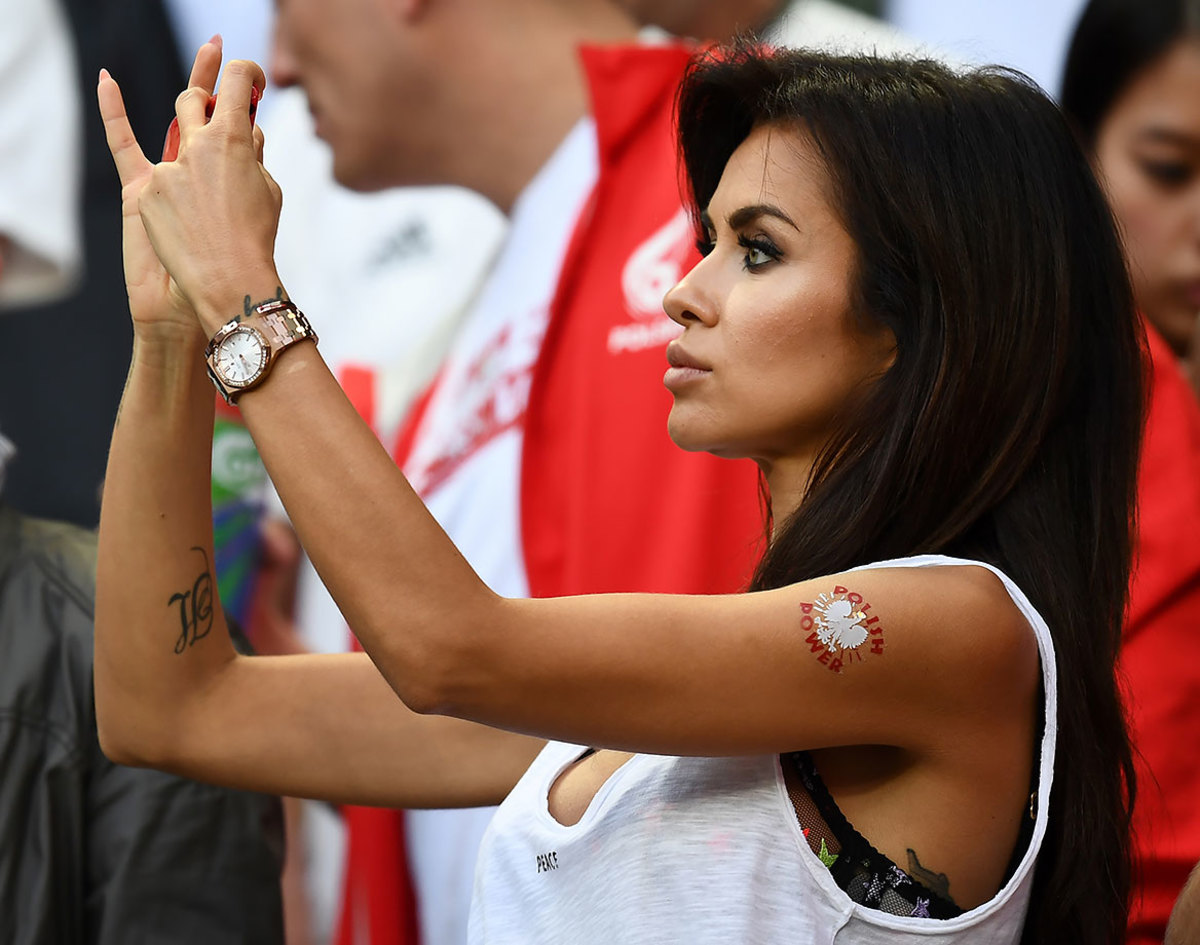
{"left": 214, "top": 327, "right": 269, "bottom": 388}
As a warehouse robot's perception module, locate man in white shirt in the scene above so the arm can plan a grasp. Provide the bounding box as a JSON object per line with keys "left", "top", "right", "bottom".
{"left": 257, "top": 5, "right": 640, "bottom": 943}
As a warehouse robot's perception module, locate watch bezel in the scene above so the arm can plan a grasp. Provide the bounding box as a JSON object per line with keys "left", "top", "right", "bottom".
{"left": 211, "top": 324, "right": 272, "bottom": 390}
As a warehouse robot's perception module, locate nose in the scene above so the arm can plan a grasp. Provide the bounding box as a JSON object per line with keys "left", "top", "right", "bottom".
{"left": 268, "top": 20, "right": 299, "bottom": 90}
{"left": 663, "top": 256, "right": 719, "bottom": 328}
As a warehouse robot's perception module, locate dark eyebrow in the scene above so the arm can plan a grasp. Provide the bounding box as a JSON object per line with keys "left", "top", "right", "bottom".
{"left": 1136, "top": 127, "right": 1200, "bottom": 149}
{"left": 729, "top": 204, "right": 799, "bottom": 231}
{"left": 699, "top": 204, "right": 800, "bottom": 234}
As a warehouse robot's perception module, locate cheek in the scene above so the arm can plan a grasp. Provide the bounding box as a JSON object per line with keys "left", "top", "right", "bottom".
{"left": 1115, "top": 189, "right": 1173, "bottom": 258}
{"left": 725, "top": 307, "right": 854, "bottom": 414}
{"left": 1101, "top": 158, "right": 1175, "bottom": 281}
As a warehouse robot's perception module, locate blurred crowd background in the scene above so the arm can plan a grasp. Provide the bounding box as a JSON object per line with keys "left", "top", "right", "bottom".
{"left": 0, "top": 0, "right": 1096, "bottom": 532}
{"left": 2, "top": 1, "right": 1198, "bottom": 945}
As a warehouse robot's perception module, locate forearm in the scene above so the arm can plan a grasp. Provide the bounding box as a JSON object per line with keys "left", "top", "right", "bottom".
{"left": 195, "top": 280, "right": 498, "bottom": 713}
{"left": 93, "top": 299, "right": 531, "bottom": 800}
{"left": 95, "top": 325, "right": 236, "bottom": 762}
{"left": 247, "top": 344, "right": 497, "bottom": 710}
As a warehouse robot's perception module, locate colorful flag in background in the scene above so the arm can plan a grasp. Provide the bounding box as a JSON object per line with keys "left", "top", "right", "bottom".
{"left": 211, "top": 398, "right": 267, "bottom": 629}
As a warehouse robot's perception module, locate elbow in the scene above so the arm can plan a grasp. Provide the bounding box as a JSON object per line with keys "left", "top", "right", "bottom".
{"left": 91, "top": 623, "right": 171, "bottom": 768}
{"left": 94, "top": 689, "right": 171, "bottom": 769}
{"left": 396, "top": 677, "right": 447, "bottom": 717}
{"left": 97, "top": 729, "right": 140, "bottom": 768}
{"left": 388, "top": 638, "right": 465, "bottom": 717}
{"left": 95, "top": 713, "right": 155, "bottom": 768}
{"left": 377, "top": 598, "right": 503, "bottom": 718}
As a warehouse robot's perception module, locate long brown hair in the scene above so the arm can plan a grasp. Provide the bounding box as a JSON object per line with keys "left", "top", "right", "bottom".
{"left": 677, "top": 46, "right": 1144, "bottom": 944}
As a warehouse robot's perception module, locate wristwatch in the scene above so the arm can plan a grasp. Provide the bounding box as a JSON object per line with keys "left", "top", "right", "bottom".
{"left": 204, "top": 299, "right": 318, "bottom": 404}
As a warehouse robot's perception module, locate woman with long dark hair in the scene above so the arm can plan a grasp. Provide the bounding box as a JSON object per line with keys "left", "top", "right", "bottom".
{"left": 94, "top": 39, "right": 1140, "bottom": 944}
{"left": 1061, "top": 3, "right": 1200, "bottom": 940}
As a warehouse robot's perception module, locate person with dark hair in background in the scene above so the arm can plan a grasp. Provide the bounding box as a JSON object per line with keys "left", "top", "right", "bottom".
{"left": 1060, "top": 4, "right": 1200, "bottom": 942}
{"left": 94, "top": 36, "right": 1140, "bottom": 945}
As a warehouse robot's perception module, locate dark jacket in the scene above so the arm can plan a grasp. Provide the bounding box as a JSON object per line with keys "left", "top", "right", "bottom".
{"left": 0, "top": 505, "right": 285, "bottom": 944}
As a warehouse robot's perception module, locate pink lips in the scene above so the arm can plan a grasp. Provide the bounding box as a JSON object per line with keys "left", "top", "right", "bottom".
{"left": 664, "top": 343, "right": 711, "bottom": 390}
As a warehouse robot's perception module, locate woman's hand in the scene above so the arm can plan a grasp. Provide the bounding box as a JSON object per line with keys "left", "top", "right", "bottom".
{"left": 97, "top": 39, "right": 225, "bottom": 342}
{"left": 135, "top": 58, "right": 281, "bottom": 336}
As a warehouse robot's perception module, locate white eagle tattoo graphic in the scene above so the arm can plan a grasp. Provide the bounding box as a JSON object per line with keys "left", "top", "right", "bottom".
{"left": 812, "top": 594, "right": 870, "bottom": 650}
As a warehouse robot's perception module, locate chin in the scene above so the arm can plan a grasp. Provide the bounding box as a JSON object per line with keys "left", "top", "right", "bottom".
{"left": 330, "top": 148, "right": 397, "bottom": 193}
{"left": 667, "top": 419, "right": 742, "bottom": 459}
{"left": 332, "top": 162, "right": 384, "bottom": 193}
{"left": 666, "top": 413, "right": 706, "bottom": 453}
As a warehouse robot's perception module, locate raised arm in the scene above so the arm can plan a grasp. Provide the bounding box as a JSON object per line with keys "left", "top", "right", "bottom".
{"left": 94, "top": 43, "right": 541, "bottom": 807}
{"left": 105, "top": 56, "right": 1037, "bottom": 772}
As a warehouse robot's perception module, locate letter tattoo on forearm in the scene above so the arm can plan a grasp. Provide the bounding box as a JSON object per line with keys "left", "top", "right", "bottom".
{"left": 798, "top": 584, "right": 885, "bottom": 673}
{"left": 168, "top": 546, "right": 215, "bottom": 654}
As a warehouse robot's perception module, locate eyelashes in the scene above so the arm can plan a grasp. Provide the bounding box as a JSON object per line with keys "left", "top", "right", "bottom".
{"left": 739, "top": 236, "right": 781, "bottom": 271}
{"left": 1138, "top": 159, "right": 1194, "bottom": 188}
{"left": 694, "top": 233, "right": 783, "bottom": 272}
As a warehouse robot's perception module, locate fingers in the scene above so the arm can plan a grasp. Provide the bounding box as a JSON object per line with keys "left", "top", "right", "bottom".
{"left": 212, "top": 60, "right": 267, "bottom": 138}
{"left": 164, "top": 38, "right": 222, "bottom": 154}
{"left": 174, "top": 85, "right": 211, "bottom": 138}
{"left": 187, "top": 34, "right": 223, "bottom": 94}
{"left": 254, "top": 125, "right": 266, "bottom": 163}
{"left": 97, "top": 69, "right": 149, "bottom": 185}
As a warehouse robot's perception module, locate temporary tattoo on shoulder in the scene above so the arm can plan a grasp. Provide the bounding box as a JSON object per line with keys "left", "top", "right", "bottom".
{"left": 906, "top": 848, "right": 955, "bottom": 905}
{"left": 799, "top": 584, "right": 884, "bottom": 673}
{"left": 168, "top": 546, "right": 214, "bottom": 654}
{"left": 241, "top": 286, "right": 284, "bottom": 320}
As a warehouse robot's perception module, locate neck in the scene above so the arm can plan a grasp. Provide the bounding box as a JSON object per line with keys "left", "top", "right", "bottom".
{"left": 430, "top": 1, "right": 639, "bottom": 213}
{"left": 761, "top": 452, "right": 817, "bottom": 532}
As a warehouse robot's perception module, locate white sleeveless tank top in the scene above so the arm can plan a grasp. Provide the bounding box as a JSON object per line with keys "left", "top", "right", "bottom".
{"left": 468, "top": 555, "right": 1058, "bottom": 944}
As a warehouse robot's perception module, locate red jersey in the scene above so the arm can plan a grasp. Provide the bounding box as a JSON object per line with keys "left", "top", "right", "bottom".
{"left": 1124, "top": 324, "right": 1200, "bottom": 944}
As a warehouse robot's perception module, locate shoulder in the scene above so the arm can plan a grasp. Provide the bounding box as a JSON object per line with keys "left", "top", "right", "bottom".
{"left": 833, "top": 559, "right": 1039, "bottom": 697}
{"left": 775, "top": 559, "right": 1040, "bottom": 722}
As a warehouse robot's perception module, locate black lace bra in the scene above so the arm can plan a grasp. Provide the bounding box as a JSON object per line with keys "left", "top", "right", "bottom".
{"left": 782, "top": 751, "right": 1036, "bottom": 920}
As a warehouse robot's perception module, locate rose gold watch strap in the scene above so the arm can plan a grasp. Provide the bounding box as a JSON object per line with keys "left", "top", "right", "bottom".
{"left": 255, "top": 300, "right": 318, "bottom": 350}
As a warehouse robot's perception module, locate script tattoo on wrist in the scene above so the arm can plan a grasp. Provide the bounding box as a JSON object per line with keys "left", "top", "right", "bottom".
{"left": 799, "top": 584, "right": 886, "bottom": 673}
{"left": 168, "top": 546, "right": 214, "bottom": 654}
{"left": 241, "top": 286, "right": 284, "bottom": 320}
